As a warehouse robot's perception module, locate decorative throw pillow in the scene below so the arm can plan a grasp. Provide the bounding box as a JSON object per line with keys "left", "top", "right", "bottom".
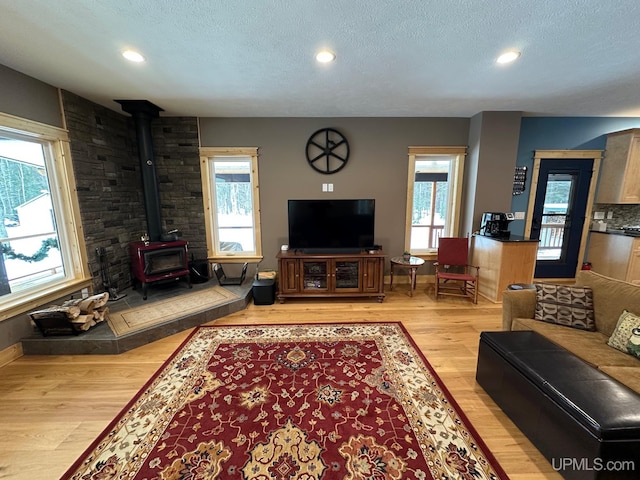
{"left": 607, "top": 310, "right": 640, "bottom": 357}
{"left": 627, "top": 328, "right": 640, "bottom": 359}
{"left": 534, "top": 283, "right": 596, "bottom": 331}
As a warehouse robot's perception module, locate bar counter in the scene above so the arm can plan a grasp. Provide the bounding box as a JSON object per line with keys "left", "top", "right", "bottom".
{"left": 470, "top": 234, "right": 539, "bottom": 303}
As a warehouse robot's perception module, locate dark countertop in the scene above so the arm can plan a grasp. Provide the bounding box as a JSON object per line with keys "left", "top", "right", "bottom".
{"left": 473, "top": 234, "right": 539, "bottom": 243}
{"left": 590, "top": 229, "right": 639, "bottom": 237}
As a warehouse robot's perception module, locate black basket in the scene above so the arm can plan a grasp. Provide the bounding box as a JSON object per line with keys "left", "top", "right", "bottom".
{"left": 189, "top": 259, "right": 210, "bottom": 284}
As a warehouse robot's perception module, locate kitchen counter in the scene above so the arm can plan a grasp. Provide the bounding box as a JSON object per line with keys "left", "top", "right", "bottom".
{"left": 474, "top": 234, "right": 539, "bottom": 243}
{"left": 587, "top": 231, "right": 640, "bottom": 284}
{"left": 470, "top": 235, "right": 539, "bottom": 302}
{"left": 590, "top": 228, "right": 640, "bottom": 237}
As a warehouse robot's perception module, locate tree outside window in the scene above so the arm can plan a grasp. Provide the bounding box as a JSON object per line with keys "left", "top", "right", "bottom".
{"left": 199, "top": 148, "right": 262, "bottom": 262}
{"left": 0, "top": 113, "right": 88, "bottom": 316}
{"left": 213, "top": 160, "right": 255, "bottom": 253}
{"left": 0, "top": 135, "right": 63, "bottom": 296}
{"left": 405, "top": 147, "right": 466, "bottom": 254}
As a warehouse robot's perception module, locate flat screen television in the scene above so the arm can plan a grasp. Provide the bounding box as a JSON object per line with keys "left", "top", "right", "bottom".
{"left": 288, "top": 199, "right": 375, "bottom": 253}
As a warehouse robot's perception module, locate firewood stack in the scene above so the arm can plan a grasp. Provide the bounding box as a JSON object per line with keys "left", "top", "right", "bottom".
{"left": 29, "top": 292, "right": 110, "bottom": 335}
{"left": 61, "top": 292, "right": 110, "bottom": 331}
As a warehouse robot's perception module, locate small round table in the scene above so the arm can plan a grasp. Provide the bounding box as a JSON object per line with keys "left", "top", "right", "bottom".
{"left": 390, "top": 256, "right": 425, "bottom": 297}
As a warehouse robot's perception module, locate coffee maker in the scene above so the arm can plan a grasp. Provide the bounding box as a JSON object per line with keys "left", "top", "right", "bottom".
{"left": 481, "top": 212, "right": 515, "bottom": 238}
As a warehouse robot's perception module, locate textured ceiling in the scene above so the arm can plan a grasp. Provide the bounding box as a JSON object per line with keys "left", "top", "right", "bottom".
{"left": 1, "top": 0, "right": 639, "bottom": 117}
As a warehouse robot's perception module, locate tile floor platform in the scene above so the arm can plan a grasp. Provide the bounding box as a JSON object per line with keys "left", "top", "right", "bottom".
{"left": 21, "top": 278, "right": 253, "bottom": 355}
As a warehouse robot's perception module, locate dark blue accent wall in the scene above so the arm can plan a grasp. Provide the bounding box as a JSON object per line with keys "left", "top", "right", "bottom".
{"left": 510, "top": 117, "right": 640, "bottom": 235}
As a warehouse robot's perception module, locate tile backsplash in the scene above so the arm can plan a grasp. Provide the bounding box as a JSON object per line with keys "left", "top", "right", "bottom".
{"left": 593, "top": 204, "right": 640, "bottom": 228}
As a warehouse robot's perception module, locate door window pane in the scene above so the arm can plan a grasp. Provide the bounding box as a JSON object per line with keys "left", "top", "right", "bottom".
{"left": 537, "top": 173, "right": 574, "bottom": 261}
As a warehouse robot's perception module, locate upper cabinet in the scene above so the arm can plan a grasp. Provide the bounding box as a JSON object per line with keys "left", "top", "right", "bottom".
{"left": 597, "top": 129, "right": 640, "bottom": 203}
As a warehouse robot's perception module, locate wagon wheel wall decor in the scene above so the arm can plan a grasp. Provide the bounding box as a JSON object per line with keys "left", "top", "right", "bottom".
{"left": 305, "top": 128, "right": 350, "bottom": 174}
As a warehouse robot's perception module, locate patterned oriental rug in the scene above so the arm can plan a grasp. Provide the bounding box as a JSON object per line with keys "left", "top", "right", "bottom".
{"left": 62, "top": 323, "right": 509, "bottom": 480}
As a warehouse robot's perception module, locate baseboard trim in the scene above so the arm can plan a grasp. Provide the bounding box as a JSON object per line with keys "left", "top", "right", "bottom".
{"left": 0, "top": 343, "right": 23, "bottom": 368}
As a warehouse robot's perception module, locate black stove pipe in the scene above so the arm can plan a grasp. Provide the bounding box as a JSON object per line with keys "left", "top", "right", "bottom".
{"left": 115, "top": 100, "right": 164, "bottom": 242}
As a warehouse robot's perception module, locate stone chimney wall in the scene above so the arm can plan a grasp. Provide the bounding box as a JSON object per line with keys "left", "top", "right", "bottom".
{"left": 62, "top": 91, "right": 205, "bottom": 292}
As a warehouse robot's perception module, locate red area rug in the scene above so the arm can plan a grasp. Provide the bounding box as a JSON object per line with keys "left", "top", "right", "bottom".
{"left": 62, "top": 323, "right": 509, "bottom": 479}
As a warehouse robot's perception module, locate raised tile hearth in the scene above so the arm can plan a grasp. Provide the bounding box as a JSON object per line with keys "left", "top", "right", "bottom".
{"left": 21, "top": 280, "right": 253, "bottom": 355}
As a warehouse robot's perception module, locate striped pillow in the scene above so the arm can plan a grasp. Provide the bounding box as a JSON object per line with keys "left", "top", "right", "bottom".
{"left": 534, "top": 283, "right": 596, "bottom": 331}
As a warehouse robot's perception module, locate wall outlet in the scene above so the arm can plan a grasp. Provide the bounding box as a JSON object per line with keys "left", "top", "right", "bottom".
{"left": 593, "top": 211, "right": 605, "bottom": 220}
{"left": 607, "top": 211, "right": 613, "bottom": 219}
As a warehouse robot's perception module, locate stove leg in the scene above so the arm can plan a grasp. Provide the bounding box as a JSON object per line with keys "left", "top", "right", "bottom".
{"left": 142, "top": 282, "right": 148, "bottom": 300}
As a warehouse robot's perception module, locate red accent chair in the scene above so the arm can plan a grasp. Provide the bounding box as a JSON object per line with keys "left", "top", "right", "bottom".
{"left": 434, "top": 237, "right": 479, "bottom": 303}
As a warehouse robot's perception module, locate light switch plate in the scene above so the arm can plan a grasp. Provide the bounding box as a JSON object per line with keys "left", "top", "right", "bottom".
{"left": 593, "top": 211, "right": 605, "bottom": 219}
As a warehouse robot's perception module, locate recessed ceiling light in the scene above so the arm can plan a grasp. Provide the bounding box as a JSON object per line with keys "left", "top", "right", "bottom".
{"left": 496, "top": 50, "right": 520, "bottom": 64}
{"left": 316, "top": 50, "right": 336, "bottom": 63}
{"left": 122, "top": 50, "right": 145, "bottom": 63}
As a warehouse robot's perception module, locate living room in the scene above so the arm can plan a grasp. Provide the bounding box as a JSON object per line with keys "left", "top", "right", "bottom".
{"left": 3, "top": 65, "right": 640, "bottom": 348}
{"left": 4, "top": 74, "right": 640, "bottom": 480}
{"left": 2, "top": 2, "right": 640, "bottom": 479}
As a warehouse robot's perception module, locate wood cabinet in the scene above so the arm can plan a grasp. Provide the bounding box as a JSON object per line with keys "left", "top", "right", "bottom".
{"left": 470, "top": 235, "right": 539, "bottom": 303}
{"left": 276, "top": 250, "right": 385, "bottom": 302}
{"left": 597, "top": 129, "right": 640, "bottom": 203}
{"left": 587, "top": 232, "right": 640, "bottom": 285}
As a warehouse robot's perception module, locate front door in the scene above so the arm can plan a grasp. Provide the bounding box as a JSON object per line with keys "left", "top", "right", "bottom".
{"left": 530, "top": 159, "right": 593, "bottom": 278}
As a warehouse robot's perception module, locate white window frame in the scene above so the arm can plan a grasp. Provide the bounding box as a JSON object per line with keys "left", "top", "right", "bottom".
{"left": 405, "top": 146, "right": 466, "bottom": 255}
{"left": 0, "top": 112, "right": 90, "bottom": 320}
{"left": 199, "top": 147, "right": 262, "bottom": 263}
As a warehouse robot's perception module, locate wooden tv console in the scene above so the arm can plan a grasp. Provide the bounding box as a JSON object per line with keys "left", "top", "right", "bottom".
{"left": 276, "top": 250, "right": 386, "bottom": 302}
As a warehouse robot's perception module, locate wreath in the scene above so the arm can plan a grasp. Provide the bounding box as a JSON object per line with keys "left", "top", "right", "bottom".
{"left": 2, "top": 238, "right": 59, "bottom": 262}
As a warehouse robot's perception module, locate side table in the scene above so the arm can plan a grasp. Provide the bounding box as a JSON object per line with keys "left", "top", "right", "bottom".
{"left": 390, "top": 256, "right": 425, "bottom": 297}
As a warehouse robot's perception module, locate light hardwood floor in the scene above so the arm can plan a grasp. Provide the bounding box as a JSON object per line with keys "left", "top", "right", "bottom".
{"left": 0, "top": 284, "right": 562, "bottom": 480}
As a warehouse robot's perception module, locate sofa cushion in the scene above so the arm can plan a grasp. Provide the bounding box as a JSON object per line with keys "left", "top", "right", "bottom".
{"left": 512, "top": 318, "right": 640, "bottom": 368}
{"left": 575, "top": 270, "right": 640, "bottom": 337}
{"left": 534, "top": 283, "right": 595, "bottom": 331}
{"left": 608, "top": 310, "right": 640, "bottom": 358}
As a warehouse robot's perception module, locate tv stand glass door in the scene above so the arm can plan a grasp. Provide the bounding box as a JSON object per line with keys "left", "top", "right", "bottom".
{"left": 302, "top": 261, "right": 329, "bottom": 291}
{"left": 334, "top": 260, "right": 360, "bottom": 292}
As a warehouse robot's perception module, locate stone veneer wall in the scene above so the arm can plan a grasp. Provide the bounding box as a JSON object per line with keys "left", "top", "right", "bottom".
{"left": 62, "top": 91, "right": 144, "bottom": 293}
{"left": 0, "top": 94, "right": 205, "bottom": 351}
{"left": 62, "top": 92, "right": 205, "bottom": 293}
{"left": 151, "top": 118, "right": 207, "bottom": 261}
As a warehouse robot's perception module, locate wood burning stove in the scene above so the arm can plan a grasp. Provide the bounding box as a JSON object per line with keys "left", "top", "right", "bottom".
{"left": 129, "top": 240, "right": 192, "bottom": 299}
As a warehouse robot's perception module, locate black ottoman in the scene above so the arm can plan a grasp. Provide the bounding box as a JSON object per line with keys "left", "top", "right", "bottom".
{"left": 476, "top": 331, "right": 640, "bottom": 480}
